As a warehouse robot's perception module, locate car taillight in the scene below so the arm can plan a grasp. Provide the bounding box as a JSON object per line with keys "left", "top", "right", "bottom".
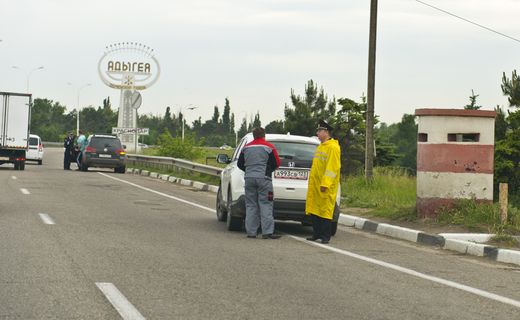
{"left": 116, "top": 149, "right": 126, "bottom": 155}
{"left": 38, "top": 144, "right": 43, "bottom": 152}
{"left": 85, "top": 146, "right": 96, "bottom": 153}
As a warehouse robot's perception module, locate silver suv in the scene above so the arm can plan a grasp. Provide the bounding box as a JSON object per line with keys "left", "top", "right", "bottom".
{"left": 216, "top": 133, "right": 340, "bottom": 234}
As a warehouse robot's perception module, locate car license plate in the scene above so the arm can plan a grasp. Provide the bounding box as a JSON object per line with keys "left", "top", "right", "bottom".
{"left": 274, "top": 169, "right": 308, "bottom": 180}
{"left": 99, "top": 154, "right": 111, "bottom": 158}
{"left": 0, "top": 156, "right": 9, "bottom": 161}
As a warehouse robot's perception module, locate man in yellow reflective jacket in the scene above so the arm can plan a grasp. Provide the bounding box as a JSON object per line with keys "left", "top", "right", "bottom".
{"left": 305, "top": 120, "right": 341, "bottom": 244}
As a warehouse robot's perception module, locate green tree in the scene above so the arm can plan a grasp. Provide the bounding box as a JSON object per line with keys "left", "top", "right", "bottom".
{"left": 464, "top": 89, "right": 482, "bottom": 110}
{"left": 501, "top": 70, "right": 520, "bottom": 107}
{"left": 265, "top": 120, "right": 285, "bottom": 134}
{"left": 31, "top": 98, "right": 71, "bottom": 141}
{"left": 284, "top": 80, "right": 336, "bottom": 136}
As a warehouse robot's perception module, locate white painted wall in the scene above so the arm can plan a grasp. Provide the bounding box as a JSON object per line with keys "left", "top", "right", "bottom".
{"left": 416, "top": 172, "right": 493, "bottom": 200}
{"left": 417, "top": 116, "right": 495, "bottom": 145}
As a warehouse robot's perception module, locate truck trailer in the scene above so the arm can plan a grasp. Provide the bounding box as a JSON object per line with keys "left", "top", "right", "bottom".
{"left": 0, "top": 92, "right": 31, "bottom": 170}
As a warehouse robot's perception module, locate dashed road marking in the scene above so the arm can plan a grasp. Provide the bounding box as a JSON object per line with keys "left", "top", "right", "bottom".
{"left": 96, "top": 283, "right": 146, "bottom": 320}
{"left": 38, "top": 213, "right": 55, "bottom": 225}
{"left": 20, "top": 188, "right": 30, "bottom": 195}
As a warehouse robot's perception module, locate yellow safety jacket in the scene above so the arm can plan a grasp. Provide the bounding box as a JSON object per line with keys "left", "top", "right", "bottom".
{"left": 305, "top": 138, "right": 341, "bottom": 220}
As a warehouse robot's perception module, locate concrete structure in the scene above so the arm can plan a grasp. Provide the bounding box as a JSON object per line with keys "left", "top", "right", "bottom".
{"left": 415, "top": 109, "right": 496, "bottom": 217}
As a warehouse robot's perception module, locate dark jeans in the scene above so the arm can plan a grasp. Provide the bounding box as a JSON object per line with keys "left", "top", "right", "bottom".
{"left": 311, "top": 214, "right": 332, "bottom": 241}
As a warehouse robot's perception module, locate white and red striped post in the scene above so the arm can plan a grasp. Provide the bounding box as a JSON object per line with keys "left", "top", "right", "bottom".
{"left": 415, "top": 109, "right": 496, "bottom": 218}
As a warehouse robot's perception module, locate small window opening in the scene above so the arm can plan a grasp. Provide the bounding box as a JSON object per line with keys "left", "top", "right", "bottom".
{"left": 418, "top": 133, "right": 428, "bottom": 142}
{"left": 447, "top": 133, "right": 480, "bottom": 142}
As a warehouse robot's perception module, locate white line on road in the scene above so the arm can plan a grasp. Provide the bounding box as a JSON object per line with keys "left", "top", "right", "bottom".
{"left": 96, "top": 283, "right": 146, "bottom": 320}
{"left": 290, "top": 235, "right": 520, "bottom": 309}
{"left": 20, "top": 188, "right": 30, "bottom": 195}
{"left": 99, "top": 172, "right": 520, "bottom": 309}
{"left": 98, "top": 173, "right": 214, "bottom": 213}
{"left": 38, "top": 213, "right": 55, "bottom": 225}
{"left": 11, "top": 176, "right": 17, "bottom": 180}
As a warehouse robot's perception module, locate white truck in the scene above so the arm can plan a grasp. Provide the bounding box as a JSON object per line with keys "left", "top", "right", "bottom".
{"left": 0, "top": 92, "right": 32, "bottom": 170}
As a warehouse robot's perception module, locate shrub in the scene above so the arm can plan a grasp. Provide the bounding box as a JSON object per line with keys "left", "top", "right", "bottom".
{"left": 157, "top": 132, "right": 204, "bottom": 161}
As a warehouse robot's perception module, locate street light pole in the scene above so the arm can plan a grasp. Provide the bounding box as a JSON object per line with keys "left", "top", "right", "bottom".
{"left": 12, "top": 66, "right": 44, "bottom": 93}
{"left": 180, "top": 105, "right": 198, "bottom": 142}
{"left": 74, "top": 83, "right": 92, "bottom": 136}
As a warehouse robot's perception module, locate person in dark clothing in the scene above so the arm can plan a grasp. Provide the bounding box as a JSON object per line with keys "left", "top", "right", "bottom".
{"left": 237, "top": 127, "right": 281, "bottom": 239}
{"left": 63, "top": 132, "right": 75, "bottom": 170}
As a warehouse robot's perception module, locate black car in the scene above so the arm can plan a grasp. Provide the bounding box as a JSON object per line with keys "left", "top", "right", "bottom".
{"left": 81, "top": 135, "right": 126, "bottom": 173}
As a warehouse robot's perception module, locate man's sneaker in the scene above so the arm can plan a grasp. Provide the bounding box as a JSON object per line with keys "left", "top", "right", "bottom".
{"left": 262, "top": 234, "right": 281, "bottom": 239}
{"left": 306, "top": 236, "right": 320, "bottom": 241}
{"left": 317, "top": 239, "right": 330, "bottom": 244}
{"left": 246, "top": 235, "right": 257, "bottom": 239}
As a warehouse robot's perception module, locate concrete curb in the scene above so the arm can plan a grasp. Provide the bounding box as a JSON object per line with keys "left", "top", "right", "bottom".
{"left": 338, "top": 213, "right": 518, "bottom": 266}
{"left": 127, "top": 168, "right": 219, "bottom": 194}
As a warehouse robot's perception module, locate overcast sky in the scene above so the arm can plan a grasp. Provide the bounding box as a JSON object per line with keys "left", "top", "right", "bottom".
{"left": 1, "top": 0, "right": 519, "bottom": 129}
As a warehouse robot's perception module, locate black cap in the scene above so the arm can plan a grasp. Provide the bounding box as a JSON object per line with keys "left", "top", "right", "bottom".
{"left": 317, "top": 119, "right": 333, "bottom": 132}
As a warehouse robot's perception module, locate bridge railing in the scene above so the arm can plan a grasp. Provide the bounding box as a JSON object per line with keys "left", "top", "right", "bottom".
{"left": 126, "top": 154, "right": 222, "bottom": 177}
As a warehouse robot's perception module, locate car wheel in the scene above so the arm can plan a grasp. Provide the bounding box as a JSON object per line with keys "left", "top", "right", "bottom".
{"left": 226, "top": 187, "right": 243, "bottom": 231}
{"left": 216, "top": 186, "right": 227, "bottom": 222}
{"left": 119, "top": 166, "right": 126, "bottom": 174}
{"left": 14, "top": 161, "right": 20, "bottom": 170}
{"left": 331, "top": 221, "right": 338, "bottom": 236}
{"left": 38, "top": 160, "right": 42, "bottom": 165}
{"left": 19, "top": 161, "right": 25, "bottom": 171}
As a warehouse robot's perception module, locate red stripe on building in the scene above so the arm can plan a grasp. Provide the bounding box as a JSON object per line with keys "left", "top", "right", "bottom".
{"left": 417, "top": 144, "right": 494, "bottom": 174}
{"left": 415, "top": 109, "right": 496, "bottom": 118}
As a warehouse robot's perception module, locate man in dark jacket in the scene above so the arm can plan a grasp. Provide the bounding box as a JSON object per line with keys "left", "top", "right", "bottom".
{"left": 63, "top": 132, "right": 75, "bottom": 170}
{"left": 238, "top": 127, "right": 281, "bottom": 239}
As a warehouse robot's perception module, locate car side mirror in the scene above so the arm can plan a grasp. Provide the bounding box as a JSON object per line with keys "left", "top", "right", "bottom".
{"left": 216, "top": 154, "right": 230, "bottom": 164}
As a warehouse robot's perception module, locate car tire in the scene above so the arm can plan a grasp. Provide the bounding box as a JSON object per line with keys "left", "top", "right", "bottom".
{"left": 19, "top": 161, "right": 25, "bottom": 171}
{"left": 81, "top": 163, "right": 88, "bottom": 172}
{"left": 14, "top": 161, "right": 20, "bottom": 170}
{"left": 226, "top": 188, "right": 243, "bottom": 231}
{"left": 119, "top": 166, "right": 126, "bottom": 174}
{"left": 331, "top": 221, "right": 338, "bottom": 236}
{"left": 38, "top": 160, "right": 42, "bottom": 165}
{"left": 216, "top": 186, "right": 227, "bottom": 222}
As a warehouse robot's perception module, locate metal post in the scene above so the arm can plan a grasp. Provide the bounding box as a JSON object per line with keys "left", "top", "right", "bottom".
{"left": 76, "top": 83, "right": 91, "bottom": 136}
{"left": 500, "top": 183, "right": 508, "bottom": 224}
{"left": 365, "top": 0, "right": 378, "bottom": 180}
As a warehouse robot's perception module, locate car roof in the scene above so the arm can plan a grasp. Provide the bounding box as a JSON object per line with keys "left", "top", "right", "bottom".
{"left": 242, "top": 133, "right": 319, "bottom": 145}
{"left": 90, "top": 134, "right": 119, "bottom": 139}
{"left": 29, "top": 134, "right": 40, "bottom": 139}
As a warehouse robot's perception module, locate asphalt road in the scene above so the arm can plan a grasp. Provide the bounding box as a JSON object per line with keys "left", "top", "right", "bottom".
{"left": 1, "top": 148, "right": 519, "bottom": 319}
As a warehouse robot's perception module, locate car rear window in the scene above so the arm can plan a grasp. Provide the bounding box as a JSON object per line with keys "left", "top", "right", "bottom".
{"left": 29, "top": 137, "right": 39, "bottom": 146}
{"left": 270, "top": 141, "right": 317, "bottom": 168}
{"left": 89, "top": 137, "right": 122, "bottom": 149}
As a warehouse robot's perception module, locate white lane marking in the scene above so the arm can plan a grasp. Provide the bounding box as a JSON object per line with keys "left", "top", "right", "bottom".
{"left": 290, "top": 235, "right": 520, "bottom": 309}
{"left": 20, "top": 188, "right": 30, "bottom": 195}
{"left": 100, "top": 172, "right": 520, "bottom": 309}
{"left": 96, "top": 282, "right": 146, "bottom": 320}
{"left": 38, "top": 213, "right": 55, "bottom": 225}
{"left": 11, "top": 176, "right": 17, "bottom": 180}
{"left": 98, "top": 173, "right": 214, "bottom": 213}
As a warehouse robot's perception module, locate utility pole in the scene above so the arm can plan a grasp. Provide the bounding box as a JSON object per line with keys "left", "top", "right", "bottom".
{"left": 365, "top": 0, "right": 378, "bottom": 180}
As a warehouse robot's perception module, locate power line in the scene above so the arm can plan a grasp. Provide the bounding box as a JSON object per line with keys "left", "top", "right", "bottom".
{"left": 415, "top": 0, "right": 520, "bottom": 44}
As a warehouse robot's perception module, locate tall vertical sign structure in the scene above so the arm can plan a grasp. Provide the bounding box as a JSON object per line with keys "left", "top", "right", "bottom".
{"left": 98, "top": 42, "right": 160, "bottom": 152}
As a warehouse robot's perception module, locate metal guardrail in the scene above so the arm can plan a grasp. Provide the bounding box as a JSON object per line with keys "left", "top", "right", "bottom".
{"left": 126, "top": 154, "right": 222, "bottom": 177}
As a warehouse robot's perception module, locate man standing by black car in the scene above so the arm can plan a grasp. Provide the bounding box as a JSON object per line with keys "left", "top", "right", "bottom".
{"left": 63, "top": 131, "right": 75, "bottom": 170}
{"left": 238, "top": 127, "right": 281, "bottom": 239}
